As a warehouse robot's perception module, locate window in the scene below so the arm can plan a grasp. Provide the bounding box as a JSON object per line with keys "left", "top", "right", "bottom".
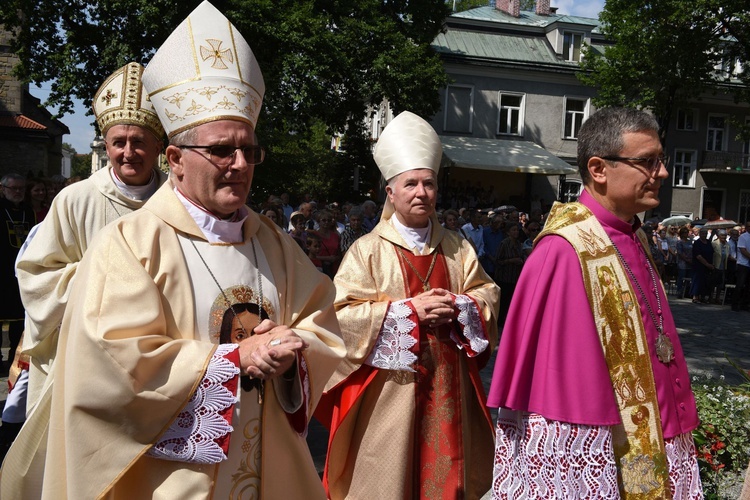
{"left": 497, "top": 93, "right": 525, "bottom": 136}
{"left": 676, "top": 109, "right": 697, "bottom": 131}
{"left": 563, "top": 97, "right": 588, "bottom": 139}
{"left": 706, "top": 115, "right": 726, "bottom": 151}
{"left": 561, "top": 179, "right": 582, "bottom": 203}
{"left": 563, "top": 32, "right": 583, "bottom": 62}
{"left": 443, "top": 85, "right": 474, "bottom": 133}
{"left": 673, "top": 150, "right": 696, "bottom": 188}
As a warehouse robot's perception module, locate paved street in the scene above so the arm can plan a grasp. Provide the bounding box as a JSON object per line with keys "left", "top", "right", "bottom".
{"left": 1, "top": 294, "right": 748, "bottom": 491}
{"left": 306, "top": 294, "right": 750, "bottom": 479}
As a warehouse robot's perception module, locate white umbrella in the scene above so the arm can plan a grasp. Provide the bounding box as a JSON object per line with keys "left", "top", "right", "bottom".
{"left": 660, "top": 215, "right": 692, "bottom": 227}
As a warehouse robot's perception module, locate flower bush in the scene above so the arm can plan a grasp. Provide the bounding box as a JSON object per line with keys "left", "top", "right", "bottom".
{"left": 691, "top": 359, "right": 750, "bottom": 499}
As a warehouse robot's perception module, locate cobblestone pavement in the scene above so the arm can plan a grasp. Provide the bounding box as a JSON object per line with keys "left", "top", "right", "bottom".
{"left": 2, "top": 295, "right": 747, "bottom": 494}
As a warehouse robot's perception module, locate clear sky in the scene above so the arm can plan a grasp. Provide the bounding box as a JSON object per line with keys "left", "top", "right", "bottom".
{"left": 30, "top": 0, "right": 606, "bottom": 155}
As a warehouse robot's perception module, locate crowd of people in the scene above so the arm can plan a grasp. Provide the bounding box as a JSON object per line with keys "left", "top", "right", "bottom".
{"left": 258, "top": 192, "right": 545, "bottom": 325}
{"left": 3, "top": 1, "right": 750, "bottom": 498}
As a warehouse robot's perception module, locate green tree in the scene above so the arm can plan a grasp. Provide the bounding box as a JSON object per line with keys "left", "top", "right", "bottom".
{"left": 578, "top": 0, "right": 735, "bottom": 143}
{"left": 1, "top": 0, "right": 450, "bottom": 199}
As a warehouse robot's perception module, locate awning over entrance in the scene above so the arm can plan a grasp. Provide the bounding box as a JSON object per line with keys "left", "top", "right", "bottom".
{"left": 440, "top": 136, "right": 577, "bottom": 175}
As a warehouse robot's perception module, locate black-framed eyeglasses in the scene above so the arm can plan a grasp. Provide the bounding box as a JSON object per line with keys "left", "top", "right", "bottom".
{"left": 178, "top": 145, "right": 265, "bottom": 167}
{"left": 601, "top": 155, "right": 669, "bottom": 175}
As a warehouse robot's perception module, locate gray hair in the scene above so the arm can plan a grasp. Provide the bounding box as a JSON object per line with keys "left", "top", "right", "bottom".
{"left": 362, "top": 200, "right": 376, "bottom": 210}
{"left": 170, "top": 128, "right": 197, "bottom": 146}
{"left": 1, "top": 173, "right": 26, "bottom": 186}
{"left": 577, "top": 107, "right": 659, "bottom": 184}
{"left": 348, "top": 206, "right": 365, "bottom": 219}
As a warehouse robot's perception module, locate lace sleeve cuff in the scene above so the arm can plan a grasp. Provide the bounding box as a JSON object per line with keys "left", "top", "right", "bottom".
{"left": 450, "top": 294, "right": 489, "bottom": 356}
{"left": 364, "top": 299, "right": 418, "bottom": 372}
{"left": 146, "top": 343, "right": 240, "bottom": 464}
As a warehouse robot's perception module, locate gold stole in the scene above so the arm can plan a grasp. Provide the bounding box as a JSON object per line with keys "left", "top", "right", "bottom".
{"left": 540, "top": 202, "right": 671, "bottom": 499}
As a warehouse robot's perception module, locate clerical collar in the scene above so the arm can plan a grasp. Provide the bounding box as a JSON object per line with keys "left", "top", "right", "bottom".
{"left": 174, "top": 187, "right": 248, "bottom": 244}
{"left": 580, "top": 190, "right": 641, "bottom": 235}
{"left": 110, "top": 168, "right": 158, "bottom": 200}
{"left": 390, "top": 215, "right": 432, "bottom": 254}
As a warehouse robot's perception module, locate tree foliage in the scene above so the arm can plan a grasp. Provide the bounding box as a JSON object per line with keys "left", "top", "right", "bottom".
{"left": 579, "top": 0, "right": 750, "bottom": 143}
{"left": 0, "top": 0, "right": 450, "bottom": 200}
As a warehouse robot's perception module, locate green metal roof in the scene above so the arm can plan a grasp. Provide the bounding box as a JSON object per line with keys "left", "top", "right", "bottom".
{"left": 433, "top": 29, "right": 575, "bottom": 66}
{"left": 450, "top": 6, "right": 602, "bottom": 33}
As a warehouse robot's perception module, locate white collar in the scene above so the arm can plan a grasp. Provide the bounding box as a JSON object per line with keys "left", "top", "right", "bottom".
{"left": 390, "top": 215, "right": 431, "bottom": 254}
{"left": 110, "top": 168, "right": 158, "bottom": 200}
{"left": 174, "top": 187, "right": 248, "bottom": 244}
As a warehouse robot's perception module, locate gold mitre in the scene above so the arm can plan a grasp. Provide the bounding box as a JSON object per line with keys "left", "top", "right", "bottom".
{"left": 142, "top": 1, "right": 265, "bottom": 138}
{"left": 92, "top": 62, "right": 165, "bottom": 140}
{"left": 373, "top": 111, "right": 442, "bottom": 182}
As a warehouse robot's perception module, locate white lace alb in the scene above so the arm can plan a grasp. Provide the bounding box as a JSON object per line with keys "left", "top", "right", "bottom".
{"left": 451, "top": 294, "right": 489, "bottom": 355}
{"left": 365, "top": 299, "right": 417, "bottom": 371}
{"left": 147, "top": 344, "right": 240, "bottom": 464}
{"left": 492, "top": 411, "right": 703, "bottom": 499}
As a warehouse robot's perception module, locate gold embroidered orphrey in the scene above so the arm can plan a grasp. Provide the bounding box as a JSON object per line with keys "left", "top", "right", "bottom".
{"left": 538, "top": 201, "right": 672, "bottom": 499}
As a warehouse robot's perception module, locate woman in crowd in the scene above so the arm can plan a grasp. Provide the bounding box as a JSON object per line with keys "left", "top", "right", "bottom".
{"left": 312, "top": 209, "right": 341, "bottom": 278}
{"left": 443, "top": 209, "right": 469, "bottom": 240}
{"left": 26, "top": 178, "right": 49, "bottom": 222}
{"left": 262, "top": 207, "right": 282, "bottom": 228}
{"left": 288, "top": 211, "right": 308, "bottom": 250}
{"left": 676, "top": 226, "right": 693, "bottom": 297}
{"left": 690, "top": 227, "right": 715, "bottom": 303}
{"left": 711, "top": 229, "right": 730, "bottom": 302}
{"left": 521, "top": 220, "right": 541, "bottom": 258}
{"left": 495, "top": 221, "right": 525, "bottom": 325}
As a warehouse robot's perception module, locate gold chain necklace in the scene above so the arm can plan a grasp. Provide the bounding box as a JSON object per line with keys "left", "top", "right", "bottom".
{"left": 189, "top": 237, "right": 266, "bottom": 402}
{"left": 396, "top": 246, "right": 438, "bottom": 292}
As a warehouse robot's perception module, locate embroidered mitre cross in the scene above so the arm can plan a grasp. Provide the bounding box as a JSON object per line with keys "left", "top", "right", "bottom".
{"left": 200, "top": 39, "right": 234, "bottom": 70}
{"left": 101, "top": 89, "right": 117, "bottom": 106}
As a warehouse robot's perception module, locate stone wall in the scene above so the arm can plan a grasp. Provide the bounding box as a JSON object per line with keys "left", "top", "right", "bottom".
{"left": 0, "top": 137, "right": 49, "bottom": 177}
{"left": 0, "top": 26, "right": 23, "bottom": 114}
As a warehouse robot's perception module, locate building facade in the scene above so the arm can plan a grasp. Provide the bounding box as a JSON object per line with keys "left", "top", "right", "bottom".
{"left": 429, "top": 0, "right": 750, "bottom": 221}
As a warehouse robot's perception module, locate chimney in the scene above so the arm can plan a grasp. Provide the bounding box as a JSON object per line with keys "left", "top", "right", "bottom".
{"left": 496, "top": 0, "right": 520, "bottom": 18}
{"left": 535, "top": 0, "right": 551, "bottom": 16}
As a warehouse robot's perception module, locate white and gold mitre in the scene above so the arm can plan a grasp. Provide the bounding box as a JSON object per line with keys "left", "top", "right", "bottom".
{"left": 92, "top": 62, "right": 165, "bottom": 140}
{"left": 373, "top": 111, "right": 442, "bottom": 181}
{"left": 142, "top": 1, "right": 265, "bottom": 137}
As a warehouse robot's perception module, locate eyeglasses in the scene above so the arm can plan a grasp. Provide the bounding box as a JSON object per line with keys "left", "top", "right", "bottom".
{"left": 2, "top": 185, "right": 24, "bottom": 191}
{"left": 601, "top": 155, "right": 669, "bottom": 175}
{"left": 178, "top": 145, "right": 265, "bottom": 167}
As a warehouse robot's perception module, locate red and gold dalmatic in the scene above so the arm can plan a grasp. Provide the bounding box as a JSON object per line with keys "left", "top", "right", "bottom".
{"left": 318, "top": 216, "right": 500, "bottom": 500}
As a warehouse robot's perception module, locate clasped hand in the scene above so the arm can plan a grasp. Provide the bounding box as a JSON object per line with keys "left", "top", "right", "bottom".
{"left": 411, "top": 288, "right": 455, "bottom": 327}
{"left": 238, "top": 319, "right": 308, "bottom": 380}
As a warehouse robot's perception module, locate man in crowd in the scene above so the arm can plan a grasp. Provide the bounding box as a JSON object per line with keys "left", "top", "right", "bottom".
{"left": 280, "top": 192, "right": 294, "bottom": 222}
{"left": 339, "top": 204, "right": 367, "bottom": 254}
{"left": 482, "top": 212, "right": 505, "bottom": 278}
{"left": 320, "top": 111, "right": 500, "bottom": 499}
{"left": 0, "top": 174, "right": 34, "bottom": 373}
{"left": 732, "top": 221, "right": 750, "bottom": 312}
{"left": 15, "top": 62, "right": 168, "bottom": 412}
{"left": 299, "top": 201, "right": 316, "bottom": 230}
{"left": 488, "top": 107, "right": 701, "bottom": 498}
{"left": 461, "top": 208, "right": 485, "bottom": 259}
{"left": 361, "top": 199, "right": 378, "bottom": 231}
{"left": 1, "top": 2, "right": 344, "bottom": 498}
